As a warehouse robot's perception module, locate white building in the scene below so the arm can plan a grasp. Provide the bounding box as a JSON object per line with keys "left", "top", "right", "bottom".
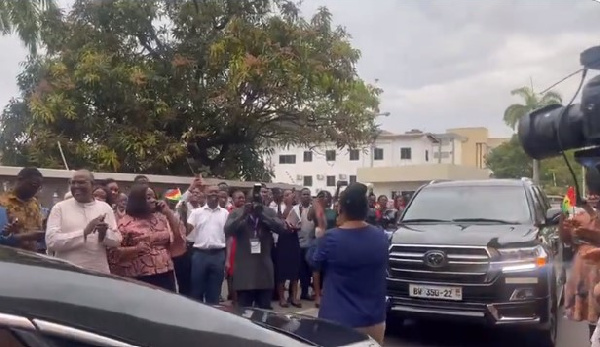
{"left": 265, "top": 129, "right": 478, "bottom": 196}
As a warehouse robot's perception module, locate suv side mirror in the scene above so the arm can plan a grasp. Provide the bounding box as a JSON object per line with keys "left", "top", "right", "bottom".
{"left": 545, "top": 207, "right": 562, "bottom": 225}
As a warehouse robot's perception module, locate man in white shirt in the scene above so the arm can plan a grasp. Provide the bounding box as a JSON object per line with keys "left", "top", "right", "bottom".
{"left": 46, "top": 170, "right": 122, "bottom": 273}
{"left": 187, "top": 185, "right": 229, "bottom": 304}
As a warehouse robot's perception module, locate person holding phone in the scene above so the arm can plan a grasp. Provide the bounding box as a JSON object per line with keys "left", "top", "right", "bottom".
{"left": 108, "top": 184, "right": 181, "bottom": 291}
{"left": 46, "top": 170, "right": 122, "bottom": 273}
{"left": 225, "top": 184, "right": 286, "bottom": 309}
{"left": 0, "top": 167, "right": 46, "bottom": 251}
{"left": 561, "top": 167, "right": 600, "bottom": 340}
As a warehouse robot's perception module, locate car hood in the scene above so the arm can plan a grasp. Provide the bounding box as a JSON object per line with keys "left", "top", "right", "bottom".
{"left": 391, "top": 223, "right": 538, "bottom": 248}
{"left": 214, "top": 306, "right": 377, "bottom": 347}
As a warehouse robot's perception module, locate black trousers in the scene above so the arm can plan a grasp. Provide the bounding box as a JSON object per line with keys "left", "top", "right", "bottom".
{"left": 237, "top": 289, "right": 272, "bottom": 309}
{"left": 172, "top": 242, "right": 194, "bottom": 296}
{"left": 289, "top": 247, "right": 311, "bottom": 299}
{"left": 136, "top": 271, "right": 177, "bottom": 291}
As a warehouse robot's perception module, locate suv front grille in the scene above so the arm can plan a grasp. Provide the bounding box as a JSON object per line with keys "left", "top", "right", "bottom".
{"left": 388, "top": 244, "right": 491, "bottom": 284}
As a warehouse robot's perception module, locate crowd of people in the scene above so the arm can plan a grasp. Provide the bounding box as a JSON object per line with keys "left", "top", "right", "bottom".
{"left": 0, "top": 167, "right": 393, "bottom": 344}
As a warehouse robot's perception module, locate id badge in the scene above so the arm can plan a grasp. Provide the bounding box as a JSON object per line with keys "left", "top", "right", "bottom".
{"left": 250, "top": 238, "right": 261, "bottom": 254}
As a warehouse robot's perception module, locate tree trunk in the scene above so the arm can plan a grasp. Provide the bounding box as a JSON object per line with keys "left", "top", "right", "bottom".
{"left": 532, "top": 159, "right": 540, "bottom": 184}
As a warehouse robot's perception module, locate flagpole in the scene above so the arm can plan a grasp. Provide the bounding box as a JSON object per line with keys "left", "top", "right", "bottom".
{"left": 582, "top": 166, "right": 587, "bottom": 198}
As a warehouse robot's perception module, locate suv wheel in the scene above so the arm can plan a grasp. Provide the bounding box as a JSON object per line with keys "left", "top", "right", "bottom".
{"left": 529, "top": 283, "right": 558, "bottom": 347}
{"left": 385, "top": 313, "right": 404, "bottom": 332}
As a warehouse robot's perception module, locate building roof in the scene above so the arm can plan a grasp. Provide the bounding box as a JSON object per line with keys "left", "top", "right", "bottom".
{"left": 377, "top": 130, "right": 440, "bottom": 143}
{"left": 0, "top": 166, "right": 299, "bottom": 189}
{"left": 431, "top": 132, "right": 468, "bottom": 141}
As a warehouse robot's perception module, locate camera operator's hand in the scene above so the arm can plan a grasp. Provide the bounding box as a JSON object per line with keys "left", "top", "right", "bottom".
{"left": 253, "top": 203, "right": 263, "bottom": 216}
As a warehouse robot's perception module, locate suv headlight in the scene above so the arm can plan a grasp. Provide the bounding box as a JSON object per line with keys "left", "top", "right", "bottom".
{"left": 492, "top": 245, "right": 548, "bottom": 273}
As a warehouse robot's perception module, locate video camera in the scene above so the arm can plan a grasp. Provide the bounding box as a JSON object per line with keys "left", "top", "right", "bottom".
{"left": 518, "top": 46, "right": 600, "bottom": 170}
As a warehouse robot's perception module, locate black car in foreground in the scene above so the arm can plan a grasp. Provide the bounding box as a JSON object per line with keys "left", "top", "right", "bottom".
{"left": 386, "top": 179, "right": 563, "bottom": 347}
{"left": 0, "top": 246, "right": 378, "bottom": 347}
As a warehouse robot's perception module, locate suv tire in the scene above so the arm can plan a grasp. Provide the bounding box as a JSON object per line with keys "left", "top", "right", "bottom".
{"left": 528, "top": 281, "right": 558, "bottom": 347}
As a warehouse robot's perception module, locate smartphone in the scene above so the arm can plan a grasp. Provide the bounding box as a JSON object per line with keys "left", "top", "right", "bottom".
{"left": 252, "top": 183, "right": 262, "bottom": 204}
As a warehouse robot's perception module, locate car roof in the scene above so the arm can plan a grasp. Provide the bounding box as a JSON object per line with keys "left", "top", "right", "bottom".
{"left": 426, "top": 179, "right": 528, "bottom": 188}
{"left": 0, "top": 247, "right": 305, "bottom": 347}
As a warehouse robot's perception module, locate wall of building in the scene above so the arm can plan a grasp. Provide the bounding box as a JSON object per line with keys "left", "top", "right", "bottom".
{"left": 446, "top": 128, "right": 508, "bottom": 169}
{"left": 267, "top": 135, "right": 438, "bottom": 193}
{"left": 369, "top": 181, "right": 429, "bottom": 199}
{"left": 0, "top": 166, "right": 300, "bottom": 207}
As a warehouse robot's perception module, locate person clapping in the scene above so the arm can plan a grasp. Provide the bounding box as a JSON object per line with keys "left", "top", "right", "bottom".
{"left": 46, "top": 170, "right": 122, "bottom": 273}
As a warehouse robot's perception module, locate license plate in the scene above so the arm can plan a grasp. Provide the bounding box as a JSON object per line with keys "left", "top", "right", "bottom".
{"left": 409, "top": 284, "right": 463, "bottom": 301}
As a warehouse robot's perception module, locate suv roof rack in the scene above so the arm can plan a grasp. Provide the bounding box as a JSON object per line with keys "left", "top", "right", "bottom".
{"left": 520, "top": 177, "right": 533, "bottom": 183}
{"left": 428, "top": 179, "right": 451, "bottom": 185}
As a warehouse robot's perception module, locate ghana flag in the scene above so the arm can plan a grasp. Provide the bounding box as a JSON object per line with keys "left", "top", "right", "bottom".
{"left": 562, "top": 186, "right": 576, "bottom": 215}
{"left": 164, "top": 188, "right": 182, "bottom": 201}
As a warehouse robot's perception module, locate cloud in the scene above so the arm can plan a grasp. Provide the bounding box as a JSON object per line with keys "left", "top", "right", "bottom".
{"left": 300, "top": 0, "right": 600, "bottom": 136}
{"left": 1, "top": 0, "right": 600, "bottom": 138}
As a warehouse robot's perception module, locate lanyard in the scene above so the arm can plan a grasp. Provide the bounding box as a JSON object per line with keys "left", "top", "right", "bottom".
{"left": 248, "top": 215, "right": 260, "bottom": 238}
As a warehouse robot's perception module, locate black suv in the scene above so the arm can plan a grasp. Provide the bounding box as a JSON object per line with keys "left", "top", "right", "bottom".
{"left": 386, "top": 179, "right": 563, "bottom": 347}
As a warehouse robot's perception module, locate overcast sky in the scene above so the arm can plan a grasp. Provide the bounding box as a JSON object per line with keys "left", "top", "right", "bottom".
{"left": 1, "top": 0, "right": 599, "bottom": 137}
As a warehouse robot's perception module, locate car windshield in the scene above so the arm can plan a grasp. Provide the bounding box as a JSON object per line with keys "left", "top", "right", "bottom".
{"left": 402, "top": 185, "right": 531, "bottom": 224}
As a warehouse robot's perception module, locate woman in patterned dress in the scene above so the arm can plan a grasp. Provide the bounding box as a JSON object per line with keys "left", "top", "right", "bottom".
{"left": 108, "top": 184, "right": 182, "bottom": 291}
{"left": 562, "top": 168, "right": 600, "bottom": 340}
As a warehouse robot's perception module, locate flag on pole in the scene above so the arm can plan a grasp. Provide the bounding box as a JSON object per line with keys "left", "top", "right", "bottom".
{"left": 562, "top": 186, "right": 576, "bottom": 215}
{"left": 164, "top": 188, "right": 182, "bottom": 201}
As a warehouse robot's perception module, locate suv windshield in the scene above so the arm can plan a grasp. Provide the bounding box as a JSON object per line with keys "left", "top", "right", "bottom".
{"left": 402, "top": 185, "right": 531, "bottom": 224}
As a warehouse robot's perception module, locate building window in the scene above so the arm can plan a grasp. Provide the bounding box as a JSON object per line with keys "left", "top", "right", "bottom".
{"left": 433, "top": 151, "right": 450, "bottom": 159}
{"left": 400, "top": 147, "right": 412, "bottom": 160}
{"left": 326, "top": 175, "right": 336, "bottom": 186}
{"left": 325, "top": 150, "right": 336, "bottom": 161}
{"left": 349, "top": 175, "right": 357, "bottom": 184}
{"left": 303, "top": 151, "right": 313, "bottom": 162}
{"left": 374, "top": 148, "right": 384, "bottom": 160}
{"left": 349, "top": 149, "right": 360, "bottom": 161}
{"left": 441, "top": 139, "right": 451, "bottom": 146}
{"left": 425, "top": 150, "right": 429, "bottom": 162}
{"left": 303, "top": 175, "right": 313, "bottom": 186}
{"left": 278, "top": 154, "right": 296, "bottom": 164}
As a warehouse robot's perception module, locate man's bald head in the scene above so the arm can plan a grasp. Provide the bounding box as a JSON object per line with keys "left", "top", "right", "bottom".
{"left": 73, "top": 169, "right": 94, "bottom": 181}
{"left": 70, "top": 169, "right": 95, "bottom": 203}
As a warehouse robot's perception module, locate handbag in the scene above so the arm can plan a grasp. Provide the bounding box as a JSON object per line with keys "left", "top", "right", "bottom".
{"left": 169, "top": 220, "right": 188, "bottom": 258}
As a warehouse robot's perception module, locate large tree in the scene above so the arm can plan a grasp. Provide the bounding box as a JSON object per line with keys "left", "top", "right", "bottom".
{"left": 0, "top": 0, "right": 381, "bottom": 180}
{"left": 0, "top": 0, "right": 59, "bottom": 55}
